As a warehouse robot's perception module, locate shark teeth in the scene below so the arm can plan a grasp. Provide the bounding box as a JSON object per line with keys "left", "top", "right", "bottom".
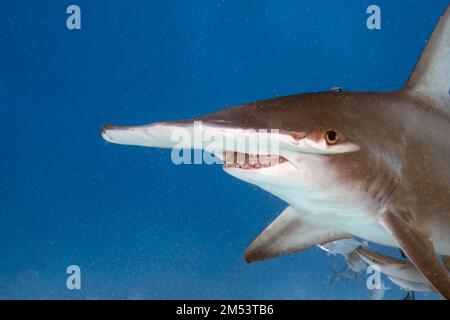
{"left": 222, "top": 151, "right": 288, "bottom": 169}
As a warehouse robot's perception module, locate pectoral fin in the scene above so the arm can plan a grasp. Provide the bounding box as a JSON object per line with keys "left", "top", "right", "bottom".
{"left": 380, "top": 211, "right": 450, "bottom": 299}
{"left": 244, "top": 206, "right": 351, "bottom": 263}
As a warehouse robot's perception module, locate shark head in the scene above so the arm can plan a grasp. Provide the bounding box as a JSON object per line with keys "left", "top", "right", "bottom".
{"left": 101, "top": 91, "right": 402, "bottom": 223}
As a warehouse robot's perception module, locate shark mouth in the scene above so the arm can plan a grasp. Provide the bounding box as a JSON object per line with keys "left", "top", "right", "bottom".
{"left": 100, "top": 121, "right": 300, "bottom": 173}
{"left": 222, "top": 151, "right": 288, "bottom": 170}
{"left": 100, "top": 120, "right": 359, "bottom": 175}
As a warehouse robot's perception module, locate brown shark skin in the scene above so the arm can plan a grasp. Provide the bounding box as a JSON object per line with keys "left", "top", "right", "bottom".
{"left": 194, "top": 90, "right": 450, "bottom": 250}
{"left": 194, "top": 90, "right": 450, "bottom": 297}
{"left": 101, "top": 6, "right": 450, "bottom": 299}
{"left": 102, "top": 91, "right": 450, "bottom": 277}
{"left": 101, "top": 89, "right": 450, "bottom": 298}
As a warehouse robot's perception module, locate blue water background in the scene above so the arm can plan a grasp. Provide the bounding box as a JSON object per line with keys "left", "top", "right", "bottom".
{"left": 0, "top": 0, "right": 448, "bottom": 299}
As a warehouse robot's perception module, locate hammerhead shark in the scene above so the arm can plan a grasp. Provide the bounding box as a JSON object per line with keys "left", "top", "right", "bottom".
{"left": 101, "top": 7, "right": 450, "bottom": 298}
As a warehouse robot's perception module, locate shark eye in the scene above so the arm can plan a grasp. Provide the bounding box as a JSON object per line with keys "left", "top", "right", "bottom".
{"left": 325, "top": 129, "right": 339, "bottom": 145}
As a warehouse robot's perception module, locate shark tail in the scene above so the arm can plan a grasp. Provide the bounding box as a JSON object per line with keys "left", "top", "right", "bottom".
{"left": 404, "top": 5, "right": 450, "bottom": 113}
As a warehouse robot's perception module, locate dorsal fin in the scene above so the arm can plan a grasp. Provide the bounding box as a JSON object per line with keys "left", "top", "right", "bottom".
{"left": 405, "top": 6, "right": 450, "bottom": 113}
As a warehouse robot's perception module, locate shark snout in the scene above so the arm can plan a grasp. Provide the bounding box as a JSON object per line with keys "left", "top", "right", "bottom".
{"left": 100, "top": 122, "right": 188, "bottom": 148}
{"left": 101, "top": 124, "right": 140, "bottom": 145}
{"left": 101, "top": 120, "right": 292, "bottom": 151}
{"left": 101, "top": 124, "right": 120, "bottom": 143}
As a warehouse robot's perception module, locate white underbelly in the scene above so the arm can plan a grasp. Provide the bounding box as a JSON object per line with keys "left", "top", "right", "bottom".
{"left": 266, "top": 186, "right": 399, "bottom": 248}
{"left": 287, "top": 193, "right": 450, "bottom": 255}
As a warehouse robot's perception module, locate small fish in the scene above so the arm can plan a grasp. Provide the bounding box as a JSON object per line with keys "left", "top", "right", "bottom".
{"left": 320, "top": 239, "right": 366, "bottom": 285}
{"left": 318, "top": 238, "right": 363, "bottom": 256}
{"left": 355, "top": 247, "right": 439, "bottom": 293}
{"left": 327, "top": 265, "right": 360, "bottom": 284}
